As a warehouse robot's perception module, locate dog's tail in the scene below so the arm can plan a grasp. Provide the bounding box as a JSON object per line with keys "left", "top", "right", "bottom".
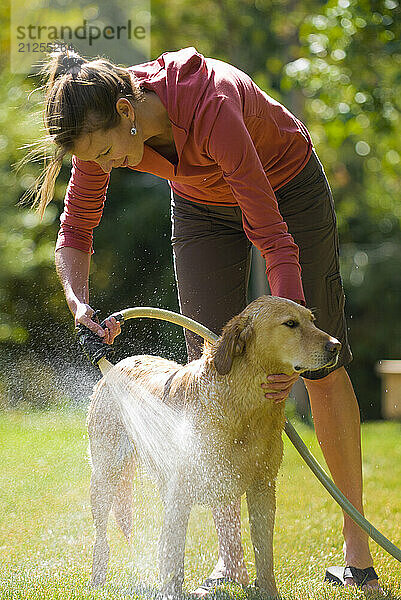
{"left": 112, "top": 452, "right": 135, "bottom": 541}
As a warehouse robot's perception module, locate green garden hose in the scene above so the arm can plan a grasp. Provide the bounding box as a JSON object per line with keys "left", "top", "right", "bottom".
{"left": 100, "top": 306, "right": 401, "bottom": 563}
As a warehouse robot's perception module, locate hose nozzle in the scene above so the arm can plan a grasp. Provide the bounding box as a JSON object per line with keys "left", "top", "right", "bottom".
{"left": 76, "top": 311, "right": 124, "bottom": 367}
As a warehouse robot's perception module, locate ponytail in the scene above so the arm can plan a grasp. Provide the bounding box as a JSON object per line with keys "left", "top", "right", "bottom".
{"left": 23, "top": 45, "right": 143, "bottom": 216}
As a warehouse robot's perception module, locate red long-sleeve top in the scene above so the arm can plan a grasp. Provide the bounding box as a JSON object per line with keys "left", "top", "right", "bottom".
{"left": 56, "top": 47, "right": 313, "bottom": 303}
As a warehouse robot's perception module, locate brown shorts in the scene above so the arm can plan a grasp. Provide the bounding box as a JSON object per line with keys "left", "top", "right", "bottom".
{"left": 171, "top": 150, "right": 353, "bottom": 380}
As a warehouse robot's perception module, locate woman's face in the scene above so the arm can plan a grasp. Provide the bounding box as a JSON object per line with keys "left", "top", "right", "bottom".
{"left": 72, "top": 99, "right": 144, "bottom": 172}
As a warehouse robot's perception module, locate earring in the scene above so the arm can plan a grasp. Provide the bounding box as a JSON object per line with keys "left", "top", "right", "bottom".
{"left": 130, "top": 125, "right": 137, "bottom": 135}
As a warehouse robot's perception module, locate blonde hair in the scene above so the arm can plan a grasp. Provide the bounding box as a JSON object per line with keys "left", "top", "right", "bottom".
{"left": 24, "top": 46, "right": 143, "bottom": 218}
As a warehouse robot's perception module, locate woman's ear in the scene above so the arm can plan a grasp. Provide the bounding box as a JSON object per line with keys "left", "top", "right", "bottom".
{"left": 212, "top": 315, "right": 253, "bottom": 375}
{"left": 116, "top": 97, "right": 135, "bottom": 120}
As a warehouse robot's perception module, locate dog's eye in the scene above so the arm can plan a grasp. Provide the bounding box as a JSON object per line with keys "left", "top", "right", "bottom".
{"left": 283, "top": 320, "right": 298, "bottom": 328}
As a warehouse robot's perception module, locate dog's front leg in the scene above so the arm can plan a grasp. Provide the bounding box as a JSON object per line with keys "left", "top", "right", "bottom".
{"left": 246, "top": 478, "right": 280, "bottom": 599}
{"left": 159, "top": 481, "right": 192, "bottom": 600}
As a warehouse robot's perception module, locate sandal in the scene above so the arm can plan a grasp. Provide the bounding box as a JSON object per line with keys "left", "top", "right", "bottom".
{"left": 191, "top": 577, "right": 240, "bottom": 596}
{"left": 324, "top": 565, "right": 380, "bottom": 588}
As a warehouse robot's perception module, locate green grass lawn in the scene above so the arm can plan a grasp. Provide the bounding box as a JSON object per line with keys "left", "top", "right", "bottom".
{"left": 0, "top": 410, "right": 400, "bottom": 599}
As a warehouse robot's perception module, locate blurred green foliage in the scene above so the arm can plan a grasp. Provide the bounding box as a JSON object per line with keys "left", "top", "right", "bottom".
{"left": 0, "top": 0, "right": 400, "bottom": 417}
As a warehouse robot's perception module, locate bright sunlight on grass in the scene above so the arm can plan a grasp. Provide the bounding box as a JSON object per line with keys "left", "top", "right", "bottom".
{"left": 0, "top": 411, "right": 400, "bottom": 599}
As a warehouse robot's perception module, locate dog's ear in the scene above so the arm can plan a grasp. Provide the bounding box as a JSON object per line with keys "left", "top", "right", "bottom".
{"left": 213, "top": 315, "right": 253, "bottom": 375}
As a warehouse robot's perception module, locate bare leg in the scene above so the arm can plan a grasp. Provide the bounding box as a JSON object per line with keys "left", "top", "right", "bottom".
{"left": 304, "top": 366, "right": 381, "bottom": 591}
{"left": 192, "top": 499, "right": 248, "bottom": 597}
{"left": 159, "top": 481, "right": 192, "bottom": 599}
{"left": 211, "top": 500, "right": 249, "bottom": 584}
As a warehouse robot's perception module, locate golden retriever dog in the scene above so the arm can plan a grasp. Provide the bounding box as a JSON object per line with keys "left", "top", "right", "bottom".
{"left": 87, "top": 296, "right": 341, "bottom": 598}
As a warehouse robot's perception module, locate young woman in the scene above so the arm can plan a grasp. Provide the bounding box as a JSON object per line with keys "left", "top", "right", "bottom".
{"left": 32, "top": 46, "right": 381, "bottom": 594}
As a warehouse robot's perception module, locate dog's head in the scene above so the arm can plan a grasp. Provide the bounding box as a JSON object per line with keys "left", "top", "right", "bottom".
{"left": 212, "top": 296, "right": 341, "bottom": 376}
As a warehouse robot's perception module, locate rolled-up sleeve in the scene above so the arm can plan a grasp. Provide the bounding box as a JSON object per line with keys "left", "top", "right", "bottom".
{"left": 55, "top": 156, "right": 110, "bottom": 254}
{"left": 207, "top": 99, "right": 305, "bottom": 304}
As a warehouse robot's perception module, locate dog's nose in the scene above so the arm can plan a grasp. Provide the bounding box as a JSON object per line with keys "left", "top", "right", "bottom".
{"left": 325, "top": 338, "right": 342, "bottom": 354}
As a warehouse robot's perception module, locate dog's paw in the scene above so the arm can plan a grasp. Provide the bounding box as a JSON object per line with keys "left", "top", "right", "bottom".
{"left": 159, "top": 593, "right": 183, "bottom": 600}
{"left": 253, "top": 580, "right": 281, "bottom": 599}
{"left": 159, "top": 584, "right": 184, "bottom": 600}
{"left": 90, "top": 573, "right": 106, "bottom": 588}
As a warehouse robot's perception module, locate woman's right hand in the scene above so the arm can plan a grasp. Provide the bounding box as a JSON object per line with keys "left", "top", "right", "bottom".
{"left": 74, "top": 302, "right": 121, "bottom": 345}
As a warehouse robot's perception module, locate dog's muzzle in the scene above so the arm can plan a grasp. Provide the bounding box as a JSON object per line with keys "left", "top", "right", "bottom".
{"left": 294, "top": 337, "right": 342, "bottom": 372}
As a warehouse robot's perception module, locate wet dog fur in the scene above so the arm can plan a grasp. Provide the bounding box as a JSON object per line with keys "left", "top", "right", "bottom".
{"left": 87, "top": 296, "right": 341, "bottom": 598}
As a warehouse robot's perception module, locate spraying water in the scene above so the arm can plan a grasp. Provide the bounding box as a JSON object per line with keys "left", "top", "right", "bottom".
{"left": 100, "top": 365, "right": 195, "bottom": 480}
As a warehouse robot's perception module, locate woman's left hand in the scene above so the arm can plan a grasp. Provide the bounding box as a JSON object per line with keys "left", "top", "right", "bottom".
{"left": 261, "top": 373, "right": 300, "bottom": 403}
